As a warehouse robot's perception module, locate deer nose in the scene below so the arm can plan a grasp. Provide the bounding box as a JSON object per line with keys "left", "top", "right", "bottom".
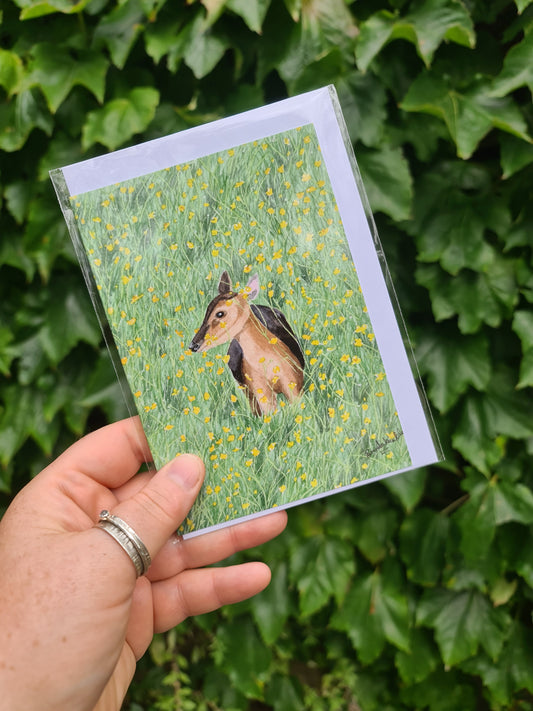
{"left": 189, "top": 341, "right": 200, "bottom": 352}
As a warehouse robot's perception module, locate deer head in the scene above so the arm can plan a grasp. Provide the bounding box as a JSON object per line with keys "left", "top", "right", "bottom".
{"left": 189, "top": 271, "right": 260, "bottom": 353}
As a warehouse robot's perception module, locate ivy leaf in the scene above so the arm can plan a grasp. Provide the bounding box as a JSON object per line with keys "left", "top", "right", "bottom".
{"left": 282, "top": 0, "right": 301, "bottom": 21}
{"left": 460, "top": 640, "right": 524, "bottom": 707}
{"left": 476, "top": 368, "right": 533, "bottom": 441}
{"left": 335, "top": 72, "right": 387, "bottom": 147}
{"left": 0, "top": 237, "right": 35, "bottom": 279}
{"left": 289, "top": 48, "right": 346, "bottom": 95}
{"left": 516, "top": 262, "right": 533, "bottom": 305}
{"left": 516, "top": 349, "right": 533, "bottom": 390}
{"left": 37, "top": 276, "right": 101, "bottom": 365}
{"left": 491, "top": 478, "right": 533, "bottom": 525}
{"left": 289, "top": 536, "right": 355, "bottom": 616}
{"left": 506, "top": 528, "right": 533, "bottom": 587}
{"left": 15, "top": 0, "right": 91, "bottom": 20}
{"left": 415, "top": 199, "right": 497, "bottom": 275}
{"left": 82, "top": 87, "right": 159, "bottom": 151}
{"left": 395, "top": 628, "right": 440, "bottom": 684}
{"left": 251, "top": 560, "right": 292, "bottom": 644}
{"left": 0, "top": 386, "right": 32, "bottom": 468}
{"left": 500, "top": 133, "right": 533, "bottom": 178}
{"left": 416, "top": 330, "right": 491, "bottom": 413}
{"left": 370, "top": 568, "right": 411, "bottom": 653}
{"left": 4, "top": 180, "right": 33, "bottom": 224}
{"left": 41, "top": 356, "right": 93, "bottom": 428}
{"left": 0, "top": 49, "right": 24, "bottom": 95}
{"left": 417, "top": 588, "right": 510, "bottom": 666}
{"left": 0, "top": 386, "right": 60, "bottom": 467}
{"left": 255, "top": 3, "right": 295, "bottom": 83}
{"left": 226, "top": 0, "right": 271, "bottom": 34}
{"left": 223, "top": 83, "right": 264, "bottom": 115}
{"left": 355, "top": 10, "right": 397, "bottom": 72}
{"left": 144, "top": 17, "right": 189, "bottom": 69}
{"left": 276, "top": 0, "right": 358, "bottom": 89}
{"left": 490, "top": 30, "right": 533, "bottom": 98}
{"left": 0, "top": 89, "right": 53, "bottom": 152}
{"left": 93, "top": 0, "right": 145, "bottom": 69}
{"left": 356, "top": 145, "right": 413, "bottom": 220}
{"left": 452, "top": 396, "right": 505, "bottom": 474}
{"left": 331, "top": 569, "right": 410, "bottom": 663}
{"left": 381, "top": 467, "right": 426, "bottom": 512}
{"left": 389, "top": 113, "right": 449, "bottom": 163}
{"left": 404, "top": 0, "right": 476, "bottom": 63}
{"left": 489, "top": 577, "right": 517, "bottom": 607}
{"left": 198, "top": 0, "right": 227, "bottom": 26}
{"left": 146, "top": 7, "right": 225, "bottom": 76}
{"left": 503, "top": 203, "right": 533, "bottom": 251}
{"left": 506, "top": 625, "right": 533, "bottom": 695}
{"left": 216, "top": 617, "right": 272, "bottom": 697}
{"left": 453, "top": 369, "right": 533, "bottom": 473}
{"left": 23, "top": 192, "right": 74, "bottom": 280}
{"left": 38, "top": 133, "right": 86, "bottom": 182}
{"left": 264, "top": 674, "right": 305, "bottom": 711}
{"left": 512, "top": 310, "right": 533, "bottom": 388}
{"left": 0, "top": 327, "right": 16, "bottom": 376}
{"left": 402, "top": 72, "right": 531, "bottom": 159}
{"left": 399, "top": 669, "right": 477, "bottom": 710}
{"left": 399, "top": 509, "right": 449, "bottom": 585}
{"left": 183, "top": 13, "right": 230, "bottom": 79}
{"left": 461, "top": 625, "right": 533, "bottom": 707}
{"left": 455, "top": 470, "right": 533, "bottom": 560}
{"left": 15, "top": 333, "right": 48, "bottom": 385}
{"left": 416, "top": 257, "right": 518, "bottom": 334}
{"left": 356, "top": 0, "right": 475, "bottom": 71}
{"left": 351, "top": 509, "right": 398, "bottom": 563}
{"left": 77, "top": 350, "right": 129, "bottom": 425}
{"left": 330, "top": 574, "right": 386, "bottom": 663}
{"left": 26, "top": 44, "right": 108, "bottom": 113}
{"left": 407, "top": 163, "right": 511, "bottom": 275}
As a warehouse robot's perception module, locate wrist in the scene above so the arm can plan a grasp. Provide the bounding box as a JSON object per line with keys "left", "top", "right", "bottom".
{"left": 92, "top": 645, "right": 137, "bottom": 711}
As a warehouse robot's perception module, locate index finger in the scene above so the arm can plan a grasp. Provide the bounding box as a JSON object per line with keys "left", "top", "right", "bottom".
{"left": 47, "top": 417, "right": 152, "bottom": 489}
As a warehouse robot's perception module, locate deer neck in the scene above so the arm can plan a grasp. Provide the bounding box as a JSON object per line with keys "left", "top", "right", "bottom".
{"left": 235, "top": 310, "right": 272, "bottom": 346}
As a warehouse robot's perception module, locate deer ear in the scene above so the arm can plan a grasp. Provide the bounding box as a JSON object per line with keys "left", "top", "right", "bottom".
{"left": 218, "top": 271, "right": 232, "bottom": 294}
{"left": 245, "top": 273, "right": 260, "bottom": 300}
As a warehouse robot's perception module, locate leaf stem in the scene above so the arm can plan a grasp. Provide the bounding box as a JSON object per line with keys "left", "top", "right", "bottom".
{"left": 441, "top": 493, "right": 469, "bottom": 517}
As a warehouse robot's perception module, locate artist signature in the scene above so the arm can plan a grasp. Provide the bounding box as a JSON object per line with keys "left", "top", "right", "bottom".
{"left": 363, "top": 429, "right": 404, "bottom": 457}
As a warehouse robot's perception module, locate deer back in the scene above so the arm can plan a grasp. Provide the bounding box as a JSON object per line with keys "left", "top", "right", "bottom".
{"left": 227, "top": 303, "right": 305, "bottom": 385}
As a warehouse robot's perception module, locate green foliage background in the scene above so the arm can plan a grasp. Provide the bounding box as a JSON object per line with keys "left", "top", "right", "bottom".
{"left": 1, "top": 0, "right": 532, "bottom": 708}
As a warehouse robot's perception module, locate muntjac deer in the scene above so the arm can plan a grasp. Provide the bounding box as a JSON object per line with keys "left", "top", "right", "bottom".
{"left": 189, "top": 271, "right": 305, "bottom": 415}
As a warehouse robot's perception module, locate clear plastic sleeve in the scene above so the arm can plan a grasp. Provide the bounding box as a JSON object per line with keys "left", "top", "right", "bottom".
{"left": 51, "top": 85, "right": 443, "bottom": 537}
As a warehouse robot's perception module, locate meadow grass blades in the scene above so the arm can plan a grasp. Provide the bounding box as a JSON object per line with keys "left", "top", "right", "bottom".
{"left": 71, "top": 125, "right": 410, "bottom": 534}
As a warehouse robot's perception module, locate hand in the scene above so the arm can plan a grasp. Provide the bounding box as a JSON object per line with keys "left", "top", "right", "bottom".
{"left": 0, "top": 418, "right": 287, "bottom": 711}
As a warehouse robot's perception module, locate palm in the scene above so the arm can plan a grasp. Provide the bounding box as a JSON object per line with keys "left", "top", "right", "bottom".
{"left": 0, "top": 419, "right": 287, "bottom": 711}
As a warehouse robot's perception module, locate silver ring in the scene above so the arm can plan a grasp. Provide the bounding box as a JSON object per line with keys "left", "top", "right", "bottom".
{"left": 97, "top": 510, "right": 152, "bottom": 578}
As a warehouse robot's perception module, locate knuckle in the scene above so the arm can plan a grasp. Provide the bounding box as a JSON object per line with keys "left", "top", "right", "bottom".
{"left": 135, "top": 486, "right": 179, "bottom": 528}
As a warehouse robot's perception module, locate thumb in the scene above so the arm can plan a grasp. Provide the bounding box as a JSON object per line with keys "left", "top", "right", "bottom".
{"left": 105, "top": 454, "right": 205, "bottom": 572}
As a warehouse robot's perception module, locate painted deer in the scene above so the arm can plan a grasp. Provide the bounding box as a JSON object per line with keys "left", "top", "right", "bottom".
{"left": 189, "top": 271, "right": 305, "bottom": 415}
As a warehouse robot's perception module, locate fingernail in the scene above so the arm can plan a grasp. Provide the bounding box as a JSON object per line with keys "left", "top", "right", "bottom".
{"left": 165, "top": 454, "right": 204, "bottom": 490}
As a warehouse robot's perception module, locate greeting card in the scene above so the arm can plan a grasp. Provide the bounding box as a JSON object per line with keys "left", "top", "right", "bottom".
{"left": 51, "top": 86, "right": 441, "bottom": 536}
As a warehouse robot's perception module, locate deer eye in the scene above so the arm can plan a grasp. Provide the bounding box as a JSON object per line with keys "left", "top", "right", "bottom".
{"left": 215, "top": 310, "right": 225, "bottom": 318}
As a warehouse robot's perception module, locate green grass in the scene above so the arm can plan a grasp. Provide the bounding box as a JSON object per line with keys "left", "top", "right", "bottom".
{"left": 71, "top": 124, "right": 410, "bottom": 534}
